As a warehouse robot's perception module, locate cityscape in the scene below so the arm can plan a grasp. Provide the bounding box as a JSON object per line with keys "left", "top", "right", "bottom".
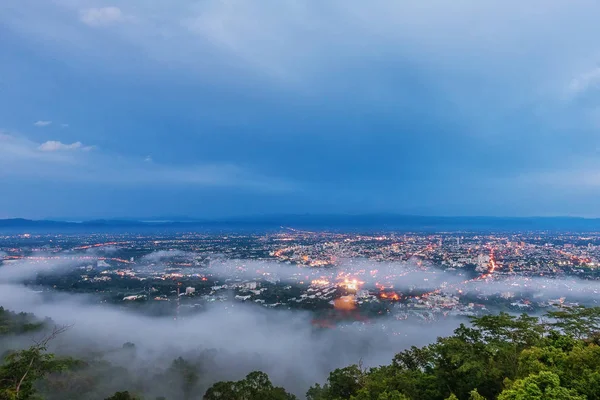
{"left": 3, "top": 227, "right": 599, "bottom": 327}
{"left": 4, "top": 1, "right": 600, "bottom": 398}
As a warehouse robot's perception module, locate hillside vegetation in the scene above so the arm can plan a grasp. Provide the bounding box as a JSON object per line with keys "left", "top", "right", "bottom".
{"left": 1, "top": 306, "right": 600, "bottom": 399}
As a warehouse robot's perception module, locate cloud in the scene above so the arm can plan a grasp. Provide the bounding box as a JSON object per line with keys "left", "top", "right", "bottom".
{"left": 34, "top": 120, "right": 52, "bottom": 127}
{"left": 80, "top": 7, "right": 124, "bottom": 27}
{"left": 0, "top": 281, "right": 458, "bottom": 398}
{"left": 5, "top": 0, "right": 600, "bottom": 216}
{"left": 0, "top": 253, "right": 464, "bottom": 397}
{"left": 136, "top": 251, "right": 600, "bottom": 304}
{"left": 0, "top": 132, "right": 73, "bottom": 163}
{"left": 0, "top": 132, "right": 295, "bottom": 192}
{"left": 516, "top": 158, "right": 600, "bottom": 191}
{"left": 1, "top": 252, "right": 600, "bottom": 397}
{"left": 38, "top": 140, "right": 94, "bottom": 152}
{"left": 137, "top": 253, "right": 468, "bottom": 293}
{"left": 141, "top": 250, "right": 195, "bottom": 263}
{"left": 568, "top": 67, "right": 600, "bottom": 96}
{"left": 0, "top": 256, "right": 82, "bottom": 283}
{"left": 459, "top": 276, "right": 600, "bottom": 306}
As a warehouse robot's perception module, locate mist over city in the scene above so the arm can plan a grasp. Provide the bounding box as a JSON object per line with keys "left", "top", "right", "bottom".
{"left": 1, "top": 227, "right": 600, "bottom": 398}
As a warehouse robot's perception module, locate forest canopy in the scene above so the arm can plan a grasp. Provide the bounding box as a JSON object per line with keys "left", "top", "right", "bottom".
{"left": 1, "top": 306, "right": 600, "bottom": 400}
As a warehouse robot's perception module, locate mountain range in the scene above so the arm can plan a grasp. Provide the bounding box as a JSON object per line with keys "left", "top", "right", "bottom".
{"left": 2, "top": 215, "right": 600, "bottom": 231}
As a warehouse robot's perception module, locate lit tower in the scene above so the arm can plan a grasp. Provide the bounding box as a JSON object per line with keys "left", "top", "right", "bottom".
{"left": 175, "top": 282, "right": 181, "bottom": 321}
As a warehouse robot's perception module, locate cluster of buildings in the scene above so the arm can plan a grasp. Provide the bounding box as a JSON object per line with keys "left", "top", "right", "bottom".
{"left": 2, "top": 230, "right": 600, "bottom": 323}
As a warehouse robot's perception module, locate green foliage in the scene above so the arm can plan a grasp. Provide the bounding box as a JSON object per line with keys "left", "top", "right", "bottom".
{"left": 0, "top": 329, "right": 70, "bottom": 400}
{"left": 304, "top": 310, "right": 600, "bottom": 400}
{"left": 0, "top": 308, "right": 45, "bottom": 336}
{"left": 104, "top": 391, "right": 141, "bottom": 400}
{"left": 203, "top": 371, "right": 296, "bottom": 400}
{"left": 351, "top": 389, "right": 409, "bottom": 400}
{"left": 327, "top": 365, "right": 366, "bottom": 399}
{"left": 38, "top": 358, "right": 132, "bottom": 400}
{"left": 546, "top": 306, "right": 600, "bottom": 339}
{"left": 497, "top": 371, "right": 585, "bottom": 400}
{"left": 5, "top": 306, "right": 600, "bottom": 400}
{"left": 468, "top": 389, "right": 486, "bottom": 400}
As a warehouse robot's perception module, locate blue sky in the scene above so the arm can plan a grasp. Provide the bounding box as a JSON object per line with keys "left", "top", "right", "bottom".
{"left": 2, "top": 1, "right": 600, "bottom": 219}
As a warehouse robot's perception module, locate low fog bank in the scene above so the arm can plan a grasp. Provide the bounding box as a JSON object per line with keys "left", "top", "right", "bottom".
{"left": 0, "top": 250, "right": 464, "bottom": 293}
{"left": 0, "top": 283, "right": 460, "bottom": 398}
{"left": 204, "top": 257, "right": 468, "bottom": 290}
{"left": 467, "top": 276, "right": 600, "bottom": 303}
{"left": 3, "top": 252, "right": 600, "bottom": 398}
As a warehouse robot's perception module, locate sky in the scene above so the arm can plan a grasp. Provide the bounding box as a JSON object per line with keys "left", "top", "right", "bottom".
{"left": 2, "top": 1, "right": 600, "bottom": 219}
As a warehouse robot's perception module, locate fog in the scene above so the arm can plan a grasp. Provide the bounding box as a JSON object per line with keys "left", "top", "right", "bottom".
{"left": 2, "top": 253, "right": 600, "bottom": 398}
{"left": 0, "top": 255, "right": 466, "bottom": 399}
{"left": 0, "top": 257, "right": 84, "bottom": 283}
{"left": 0, "top": 281, "right": 459, "bottom": 399}
{"left": 141, "top": 250, "right": 195, "bottom": 263}
{"left": 466, "top": 276, "right": 600, "bottom": 302}
{"left": 150, "top": 254, "right": 470, "bottom": 292}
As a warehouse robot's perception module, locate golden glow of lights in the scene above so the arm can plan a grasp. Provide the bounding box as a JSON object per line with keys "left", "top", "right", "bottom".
{"left": 334, "top": 295, "right": 357, "bottom": 311}
{"left": 311, "top": 279, "right": 331, "bottom": 286}
{"left": 338, "top": 278, "right": 363, "bottom": 292}
{"left": 380, "top": 292, "right": 400, "bottom": 301}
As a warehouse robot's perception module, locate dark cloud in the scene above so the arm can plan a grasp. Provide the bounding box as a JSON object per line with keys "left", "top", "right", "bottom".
{"left": 2, "top": 1, "right": 600, "bottom": 217}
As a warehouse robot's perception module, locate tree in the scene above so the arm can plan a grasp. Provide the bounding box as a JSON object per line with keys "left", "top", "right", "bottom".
{"left": 498, "top": 371, "right": 585, "bottom": 400}
{"left": 327, "top": 365, "right": 366, "bottom": 399}
{"left": 392, "top": 346, "right": 435, "bottom": 372}
{"left": 104, "top": 391, "right": 140, "bottom": 400}
{"left": 351, "top": 389, "right": 409, "bottom": 400}
{"left": 306, "top": 383, "right": 327, "bottom": 400}
{"left": 558, "top": 342, "right": 600, "bottom": 400}
{"left": 546, "top": 306, "right": 600, "bottom": 340}
{"left": 166, "top": 357, "right": 199, "bottom": 400}
{"left": 204, "top": 371, "right": 296, "bottom": 400}
{"left": 0, "top": 308, "right": 45, "bottom": 336}
{"left": 204, "top": 380, "right": 238, "bottom": 400}
{"left": 470, "top": 313, "right": 544, "bottom": 349}
{"left": 469, "top": 389, "right": 486, "bottom": 400}
{"left": 0, "top": 326, "right": 71, "bottom": 400}
{"left": 375, "top": 391, "right": 409, "bottom": 400}
{"left": 5, "top": 305, "right": 600, "bottom": 400}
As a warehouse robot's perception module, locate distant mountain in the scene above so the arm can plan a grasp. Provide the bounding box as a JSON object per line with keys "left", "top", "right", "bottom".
{"left": 2, "top": 214, "right": 600, "bottom": 232}
{"left": 0, "top": 218, "right": 74, "bottom": 227}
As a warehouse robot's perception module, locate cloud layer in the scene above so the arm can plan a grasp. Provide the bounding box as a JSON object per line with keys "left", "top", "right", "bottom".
{"left": 2, "top": 251, "right": 600, "bottom": 397}
{"left": 2, "top": 1, "right": 600, "bottom": 217}
{"left": 0, "top": 254, "right": 462, "bottom": 398}
{"left": 0, "top": 131, "right": 294, "bottom": 194}
{"left": 38, "top": 140, "right": 93, "bottom": 152}
{"left": 80, "top": 7, "right": 124, "bottom": 27}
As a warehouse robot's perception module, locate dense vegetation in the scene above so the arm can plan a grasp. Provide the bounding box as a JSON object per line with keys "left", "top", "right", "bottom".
{"left": 305, "top": 307, "right": 600, "bottom": 400}
{"left": 0, "top": 307, "right": 46, "bottom": 336}
{"left": 1, "top": 306, "right": 600, "bottom": 399}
